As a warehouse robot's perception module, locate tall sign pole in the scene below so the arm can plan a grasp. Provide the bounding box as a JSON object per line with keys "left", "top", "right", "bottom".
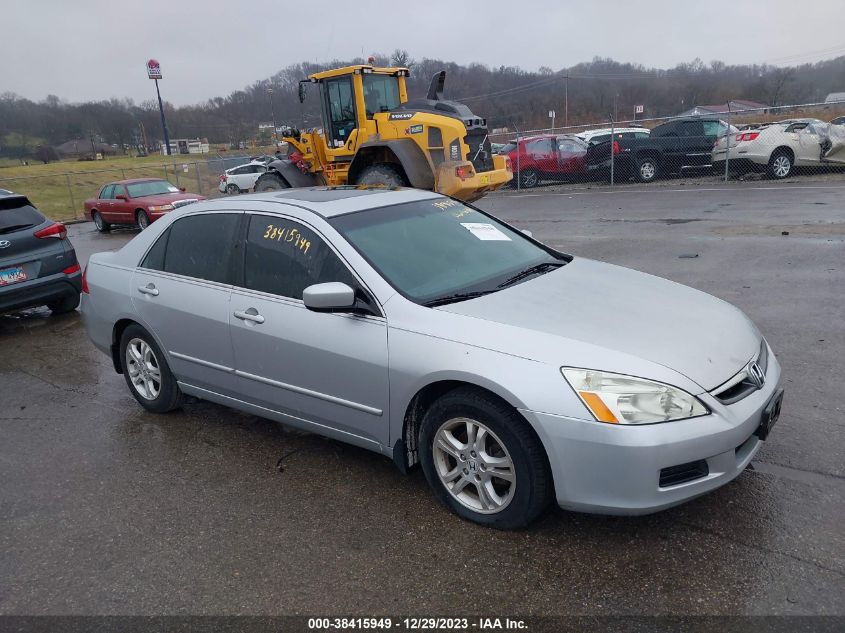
{"left": 147, "top": 59, "right": 171, "bottom": 156}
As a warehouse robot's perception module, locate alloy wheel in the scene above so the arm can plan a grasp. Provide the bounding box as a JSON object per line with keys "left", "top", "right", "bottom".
{"left": 433, "top": 417, "right": 516, "bottom": 514}
{"left": 640, "top": 161, "right": 656, "bottom": 180}
{"left": 137, "top": 211, "right": 149, "bottom": 230}
{"left": 773, "top": 155, "right": 791, "bottom": 178}
{"left": 125, "top": 338, "right": 161, "bottom": 400}
{"left": 93, "top": 213, "right": 104, "bottom": 230}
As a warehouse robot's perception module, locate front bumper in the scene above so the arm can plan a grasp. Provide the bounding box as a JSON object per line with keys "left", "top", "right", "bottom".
{"left": 521, "top": 352, "right": 782, "bottom": 515}
{"left": 0, "top": 270, "right": 81, "bottom": 313}
{"left": 436, "top": 154, "right": 512, "bottom": 201}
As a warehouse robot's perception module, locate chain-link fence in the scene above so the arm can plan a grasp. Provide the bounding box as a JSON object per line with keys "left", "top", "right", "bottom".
{"left": 0, "top": 154, "right": 254, "bottom": 222}
{"left": 489, "top": 99, "right": 845, "bottom": 190}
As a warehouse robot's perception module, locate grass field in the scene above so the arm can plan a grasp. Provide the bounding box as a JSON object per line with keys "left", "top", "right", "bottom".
{"left": 0, "top": 149, "right": 274, "bottom": 222}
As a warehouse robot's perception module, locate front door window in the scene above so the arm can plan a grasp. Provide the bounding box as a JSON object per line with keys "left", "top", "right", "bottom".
{"left": 323, "top": 77, "right": 356, "bottom": 148}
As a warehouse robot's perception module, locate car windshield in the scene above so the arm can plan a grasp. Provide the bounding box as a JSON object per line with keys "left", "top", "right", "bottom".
{"left": 126, "top": 180, "right": 180, "bottom": 198}
{"left": 330, "top": 198, "right": 566, "bottom": 305}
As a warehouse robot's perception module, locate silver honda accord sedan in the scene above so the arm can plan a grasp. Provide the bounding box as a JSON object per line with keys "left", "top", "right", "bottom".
{"left": 80, "top": 187, "right": 783, "bottom": 529}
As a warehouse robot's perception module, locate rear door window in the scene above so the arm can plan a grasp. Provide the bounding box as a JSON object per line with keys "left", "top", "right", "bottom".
{"left": 242, "top": 214, "right": 355, "bottom": 300}
{"left": 150, "top": 213, "right": 240, "bottom": 283}
{"left": 0, "top": 198, "right": 46, "bottom": 233}
{"left": 100, "top": 185, "right": 115, "bottom": 199}
{"left": 679, "top": 121, "right": 705, "bottom": 137}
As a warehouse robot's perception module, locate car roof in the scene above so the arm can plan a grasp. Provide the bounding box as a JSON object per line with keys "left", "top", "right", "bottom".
{"left": 213, "top": 186, "right": 441, "bottom": 218}
{"left": 109, "top": 178, "right": 169, "bottom": 185}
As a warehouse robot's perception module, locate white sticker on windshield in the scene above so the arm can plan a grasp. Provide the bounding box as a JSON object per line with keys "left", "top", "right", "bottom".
{"left": 460, "top": 222, "right": 511, "bottom": 241}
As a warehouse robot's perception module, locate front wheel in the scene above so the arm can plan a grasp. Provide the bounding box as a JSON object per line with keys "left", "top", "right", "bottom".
{"left": 119, "top": 324, "right": 182, "bottom": 413}
{"left": 518, "top": 168, "right": 539, "bottom": 188}
{"left": 136, "top": 210, "right": 150, "bottom": 230}
{"left": 419, "top": 387, "right": 553, "bottom": 529}
{"left": 92, "top": 211, "right": 111, "bottom": 233}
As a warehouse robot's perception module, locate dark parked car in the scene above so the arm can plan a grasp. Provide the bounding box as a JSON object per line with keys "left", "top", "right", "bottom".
{"left": 0, "top": 192, "right": 82, "bottom": 314}
{"left": 585, "top": 118, "right": 738, "bottom": 182}
{"left": 83, "top": 179, "right": 205, "bottom": 232}
{"left": 502, "top": 134, "right": 588, "bottom": 187}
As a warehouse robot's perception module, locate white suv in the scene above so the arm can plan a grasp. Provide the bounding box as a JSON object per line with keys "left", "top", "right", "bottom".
{"left": 576, "top": 127, "right": 650, "bottom": 145}
{"left": 218, "top": 162, "right": 268, "bottom": 194}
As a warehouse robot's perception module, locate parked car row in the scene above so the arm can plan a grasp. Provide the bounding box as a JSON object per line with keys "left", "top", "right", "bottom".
{"left": 497, "top": 117, "right": 845, "bottom": 186}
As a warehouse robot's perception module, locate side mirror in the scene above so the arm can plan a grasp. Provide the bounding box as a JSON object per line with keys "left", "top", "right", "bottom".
{"left": 521, "top": 229, "right": 533, "bottom": 238}
{"left": 303, "top": 282, "right": 356, "bottom": 312}
{"left": 298, "top": 82, "right": 307, "bottom": 104}
{"left": 115, "top": 194, "right": 127, "bottom": 201}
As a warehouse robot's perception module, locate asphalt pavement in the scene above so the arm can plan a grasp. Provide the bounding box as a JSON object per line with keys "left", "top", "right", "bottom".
{"left": 1, "top": 181, "right": 843, "bottom": 617}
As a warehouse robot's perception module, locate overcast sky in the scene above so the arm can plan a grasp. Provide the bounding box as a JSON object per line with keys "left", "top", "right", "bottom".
{"left": 3, "top": 0, "right": 844, "bottom": 106}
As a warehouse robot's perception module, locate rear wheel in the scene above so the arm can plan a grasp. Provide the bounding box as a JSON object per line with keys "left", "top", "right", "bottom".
{"left": 355, "top": 163, "right": 407, "bottom": 188}
{"left": 92, "top": 211, "right": 110, "bottom": 233}
{"left": 419, "top": 387, "right": 553, "bottom": 529}
{"left": 47, "top": 293, "right": 80, "bottom": 314}
{"left": 519, "top": 168, "right": 539, "bottom": 188}
{"left": 635, "top": 157, "right": 658, "bottom": 182}
{"left": 767, "top": 150, "right": 793, "bottom": 179}
{"left": 254, "top": 172, "right": 289, "bottom": 192}
{"left": 226, "top": 183, "right": 240, "bottom": 194}
{"left": 136, "top": 210, "right": 150, "bottom": 230}
{"left": 119, "top": 324, "right": 182, "bottom": 413}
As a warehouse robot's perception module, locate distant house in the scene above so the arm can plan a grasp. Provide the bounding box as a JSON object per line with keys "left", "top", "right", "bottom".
{"left": 160, "top": 138, "right": 210, "bottom": 155}
{"left": 676, "top": 100, "right": 768, "bottom": 118}
{"left": 824, "top": 92, "right": 845, "bottom": 103}
{"left": 55, "top": 139, "right": 117, "bottom": 159}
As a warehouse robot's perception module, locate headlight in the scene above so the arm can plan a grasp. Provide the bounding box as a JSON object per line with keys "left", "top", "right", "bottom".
{"left": 148, "top": 204, "right": 174, "bottom": 212}
{"left": 561, "top": 368, "right": 708, "bottom": 425}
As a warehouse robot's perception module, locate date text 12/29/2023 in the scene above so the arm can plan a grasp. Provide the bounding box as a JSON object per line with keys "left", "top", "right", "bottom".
{"left": 307, "top": 617, "right": 528, "bottom": 630}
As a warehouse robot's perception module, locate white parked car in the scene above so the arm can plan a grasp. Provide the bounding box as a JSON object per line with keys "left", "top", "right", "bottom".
{"left": 712, "top": 118, "right": 845, "bottom": 179}
{"left": 218, "top": 162, "right": 269, "bottom": 194}
{"left": 576, "top": 127, "right": 650, "bottom": 145}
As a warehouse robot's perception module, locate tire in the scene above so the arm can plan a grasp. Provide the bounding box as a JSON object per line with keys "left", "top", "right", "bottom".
{"left": 419, "top": 386, "right": 553, "bottom": 529}
{"left": 136, "top": 210, "right": 150, "bottom": 230}
{"left": 767, "top": 150, "right": 793, "bottom": 179}
{"left": 635, "top": 156, "right": 658, "bottom": 183}
{"left": 354, "top": 163, "right": 408, "bottom": 188}
{"left": 92, "top": 211, "right": 111, "bottom": 233}
{"left": 254, "top": 172, "right": 289, "bottom": 192}
{"left": 47, "top": 293, "right": 80, "bottom": 314}
{"left": 518, "top": 168, "right": 539, "bottom": 188}
{"left": 226, "top": 183, "right": 240, "bottom": 195}
{"left": 119, "top": 324, "right": 182, "bottom": 413}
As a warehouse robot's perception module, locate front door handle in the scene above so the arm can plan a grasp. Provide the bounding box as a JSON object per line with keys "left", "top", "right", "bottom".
{"left": 138, "top": 283, "right": 159, "bottom": 296}
{"left": 233, "top": 308, "right": 265, "bottom": 324}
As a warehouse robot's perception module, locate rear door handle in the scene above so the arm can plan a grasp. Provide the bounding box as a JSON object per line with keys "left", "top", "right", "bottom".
{"left": 138, "top": 284, "right": 159, "bottom": 296}
{"left": 234, "top": 308, "right": 265, "bottom": 324}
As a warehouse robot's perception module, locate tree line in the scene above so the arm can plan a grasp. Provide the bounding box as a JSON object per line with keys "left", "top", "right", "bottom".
{"left": 1, "top": 51, "right": 843, "bottom": 161}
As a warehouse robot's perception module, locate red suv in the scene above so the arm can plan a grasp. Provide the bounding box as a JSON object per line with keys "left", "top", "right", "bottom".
{"left": 501, "top": 134, "right": 588, "bottom": 188}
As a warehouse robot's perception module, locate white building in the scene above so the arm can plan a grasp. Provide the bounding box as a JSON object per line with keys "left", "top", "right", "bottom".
{"left": 160, "top": 139, "right": 210, "bottom": 155}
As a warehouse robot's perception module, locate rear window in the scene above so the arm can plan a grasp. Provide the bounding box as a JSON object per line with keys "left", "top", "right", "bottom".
{"left": 0, "top": 198, "right": 46, "bottom": 234}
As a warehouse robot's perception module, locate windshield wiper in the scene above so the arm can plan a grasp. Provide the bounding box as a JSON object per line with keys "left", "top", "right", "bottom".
{"left": 0, "top": 223, "right": 34, "bottom": 234}
{"left": 423, "top": 290, "right": 497, "bottom": 307}
{"left": 497, "top": 261, "right": 564, "bottom": 289}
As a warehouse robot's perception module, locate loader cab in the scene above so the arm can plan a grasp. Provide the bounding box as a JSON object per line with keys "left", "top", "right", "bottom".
{"left": 310, "top": 65, "right": 410, "bottom": 160}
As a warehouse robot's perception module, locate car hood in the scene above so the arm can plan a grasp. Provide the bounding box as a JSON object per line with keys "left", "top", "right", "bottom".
{"left": 437, "top": 258, "right": 760, "bottom": 391}
{"left": 132, "top": 192, "right": 206, "bottom": 205}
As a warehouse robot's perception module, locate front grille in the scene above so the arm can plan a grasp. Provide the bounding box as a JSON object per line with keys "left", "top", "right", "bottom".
{"left": 711, "top": 339, "right": 769, "bottom": 405}
{"left": 463, "top": 129, "right": 494, "bottom": 173}
{"left": 659, "top": 460, "right": 709, "bottom": 487}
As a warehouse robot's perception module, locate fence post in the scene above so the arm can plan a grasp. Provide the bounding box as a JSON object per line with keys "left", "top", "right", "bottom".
{"left": 121, "top": 168, "right": 127, "bottom": 180}
{"left": 609, "top": 118, "right": 615, "bottom": 186}
{"left": 724, "top": 104, "right": 732, "bottom": 183}
{"left": 195, "top": 162, "right": 202, "bottom": 195}
{"left": 65, "top": 174, "right": 77, "bottom": 220}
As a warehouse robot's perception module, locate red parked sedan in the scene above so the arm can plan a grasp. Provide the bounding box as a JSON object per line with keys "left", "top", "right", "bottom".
{"left": 84, "top": 179, "right": 205, "bottom": 232}
{"left": 502, "top": 134, "right": 588, "bottom": 188}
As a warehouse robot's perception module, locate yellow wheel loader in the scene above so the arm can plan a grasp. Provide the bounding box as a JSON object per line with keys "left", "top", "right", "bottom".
{"left": 254, "top": 64, "right": 512, "bottom": 201}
